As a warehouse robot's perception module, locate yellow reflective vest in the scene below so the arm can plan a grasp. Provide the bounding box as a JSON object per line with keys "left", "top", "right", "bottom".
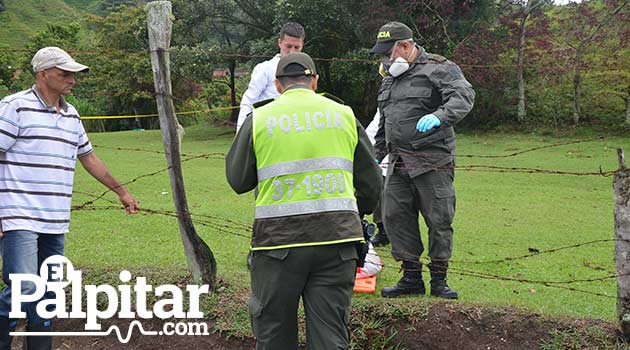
{"left": 252, "top": 87, "right": 361, "bottom": 250}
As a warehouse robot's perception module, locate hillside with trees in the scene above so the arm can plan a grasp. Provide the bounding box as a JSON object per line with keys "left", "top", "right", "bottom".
{"left": 0, "top": 0, "right": 138, "bottom": 48}
{"left": 0, "top": 0, "right": 628, "bottom": 131}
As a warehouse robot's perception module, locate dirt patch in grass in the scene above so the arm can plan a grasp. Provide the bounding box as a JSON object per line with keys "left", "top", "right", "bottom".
{"left": 391, "top": 302, "right": 619, "bottom": 350}
{"left": 12, "top": 300, "right": 623, "bottom": 350}
{"left": 12, "top": 318, "right": 254, "bottom": 350}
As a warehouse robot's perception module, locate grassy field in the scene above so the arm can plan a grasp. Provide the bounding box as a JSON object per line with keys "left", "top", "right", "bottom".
{"left": 66, "top": 124, "right": 629, "bottom": 325}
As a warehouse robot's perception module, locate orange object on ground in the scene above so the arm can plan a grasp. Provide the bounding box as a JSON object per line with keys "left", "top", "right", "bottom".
{"left": 353, "top": 274, "right": 377, "bottom": 293}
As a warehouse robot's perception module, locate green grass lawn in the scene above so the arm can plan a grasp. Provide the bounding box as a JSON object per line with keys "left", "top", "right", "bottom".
{"left": 66, "top": 124, "right": 630, "bottom": 323}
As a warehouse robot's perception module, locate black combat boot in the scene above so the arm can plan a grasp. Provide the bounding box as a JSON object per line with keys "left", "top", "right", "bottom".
{"left": 381, "top": 261, "right": 425, "bottom": 298}
{"left": 24, "top": 319, "right": 52, "bottom": 350}
{"left": 0, "top": 317, "right": 17, "bottom": 350}
{"left": 370, "top": 223, "right": 389, "bottom": 246}
{"left": 429, "top": 261, "right": 458, "bottom": 299}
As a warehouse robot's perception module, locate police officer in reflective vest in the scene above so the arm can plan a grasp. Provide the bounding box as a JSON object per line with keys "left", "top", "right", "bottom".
{"left": 226, "top": 52, "right": 382, "bottom": 350}
{"left": 370, "top": 22, "right": 475, "bottom": 299}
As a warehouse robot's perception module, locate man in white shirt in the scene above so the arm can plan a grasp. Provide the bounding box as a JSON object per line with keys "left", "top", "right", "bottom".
{"left": 236, "top": 22, "right": 305, "bottom": 132}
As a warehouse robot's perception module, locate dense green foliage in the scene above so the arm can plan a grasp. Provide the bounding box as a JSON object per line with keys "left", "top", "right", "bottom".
{"left": 0, "top": 0, "right": 628, "bottom": 131}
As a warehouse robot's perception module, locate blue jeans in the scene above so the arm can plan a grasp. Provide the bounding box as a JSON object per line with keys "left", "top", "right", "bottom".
{"left": 0, "top": 230, "right": 65, "bottom": 325}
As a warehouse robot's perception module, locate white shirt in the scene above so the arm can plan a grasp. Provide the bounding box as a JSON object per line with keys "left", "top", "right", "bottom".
{"left": 365, "top": 109, "right": 388, "bottom": 176}
{"left": 237, "top": 55, "right": 281, "bottom": 132}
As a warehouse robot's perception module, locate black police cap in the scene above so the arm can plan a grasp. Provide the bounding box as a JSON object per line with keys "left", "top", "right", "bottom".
{"left": 276, "top": 52, "right": 317, "bottom": 78}
{"left": 370, "top": 22, "right": 414, "bottom": 54}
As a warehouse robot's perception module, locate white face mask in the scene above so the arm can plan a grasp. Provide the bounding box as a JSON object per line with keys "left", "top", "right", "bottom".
{"left": 382, "top": 41, "right": 415, "bottom": 77}
{"left": 388, "top": 57, "right": 410, "bottom": 77}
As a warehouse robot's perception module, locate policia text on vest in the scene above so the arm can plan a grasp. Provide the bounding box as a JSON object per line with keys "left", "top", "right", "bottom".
{"left": 264, "top": 110, "right": 346, "bottom": 136}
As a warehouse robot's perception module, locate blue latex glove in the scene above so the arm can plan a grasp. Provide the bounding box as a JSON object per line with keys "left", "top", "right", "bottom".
{"left": 416, "top": 114, "right": 441, "bottom": 132}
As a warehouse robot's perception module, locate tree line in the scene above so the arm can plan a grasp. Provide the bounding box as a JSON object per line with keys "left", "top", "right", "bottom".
{"left": 0, "top": 0, "right": 629, "bottom": 132}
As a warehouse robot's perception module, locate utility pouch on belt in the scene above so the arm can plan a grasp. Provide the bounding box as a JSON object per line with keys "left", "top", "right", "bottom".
{"left": 356, "top": 220, "right": 375, "bottom": 268}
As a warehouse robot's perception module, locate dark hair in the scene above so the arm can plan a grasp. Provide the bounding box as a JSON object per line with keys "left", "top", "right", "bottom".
{"left": 277, "top": 63, "right": 313, "bottom": 87}
{"left": 279, "top": 22, "right": 305, "bottom": 40}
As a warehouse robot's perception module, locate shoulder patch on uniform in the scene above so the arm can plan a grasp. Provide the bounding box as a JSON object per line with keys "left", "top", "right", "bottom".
{"left": 253, "top": 98, "right": 275, "bottom": 109}
{"left": 447, "top": 65, "right": 465, "bottom": 80}
{"left": 320, "top": 92, "right": 345, "bottom": 105}
{"left": 427, "top": 53, "right": 447, "bottom": 63}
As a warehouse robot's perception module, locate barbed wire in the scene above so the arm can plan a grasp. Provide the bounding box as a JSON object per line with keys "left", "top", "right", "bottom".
{"left": 450, "top": 269, "right": 615, "bottom": 299}
{"left": 449, "top": 267, "right": 618, "bottom": 285}
{"left": 74, "top": 133, "right": 616, "bottom": 239}
{"left": 393, "top": 162, "right": 617, "bottom": 177}
{"left": 84, "top": 116, "right": 627, "bottom": 160}
{"left": 88, "top": 135, "right": 622, "bottom": 180}
{"left": 71, "top": 181, "right": 622, "bottom": 298}
{"left": 456, "top": 132, "right": 628, "bottom": 158}
{"left": 68, "top": 124, "right": 628, "bottom": 302}
{"left": 69, "top": 200, "right": 618, "bottom": 299}
{"left": 80, "top": 106, "right": 239, "bottom": 120}
{"left": 71, "top": 198, "right": 617, "bottom": 271}
{"left": 448, "top": 239, "right": 619, "bottom": 264}
{"left": 91, "top": 144, "right": 226, "bottom": 159}
{"left": 374, "top": 251, "right": 617, "bottom": 299}
{"left": 90, "top": 144, "right": 620, "bottom": 178}
{"left": 388, "top": 248, "right": 617, "bottom": 272}
{"left": 73, "top": 204, "right": 253, "bottom": 239}
{"left": 74, "top": 152, "right": 222, "bottom": 209}
{"left": 2, "top": 47, "right": 627, "bottom": 72}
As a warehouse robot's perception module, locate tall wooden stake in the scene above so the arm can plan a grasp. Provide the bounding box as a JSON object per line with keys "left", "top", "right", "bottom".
{"left": 145, "top": 1, "right": 216, "bottom": 287}
{"left": 615, "top": 147, "right": 630, "bottom": 338}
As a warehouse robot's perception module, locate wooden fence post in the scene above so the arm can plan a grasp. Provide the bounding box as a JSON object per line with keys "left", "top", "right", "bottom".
{"left": 615, "top": 147, "right": 630, "bottom": 338}
{"left": 145, "top": 1, "right": 216, "bottom": 287}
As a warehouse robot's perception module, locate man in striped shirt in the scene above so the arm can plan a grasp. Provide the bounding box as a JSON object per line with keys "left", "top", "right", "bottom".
{"left": 0, "top": 47, "right": 139, "bottom": 350}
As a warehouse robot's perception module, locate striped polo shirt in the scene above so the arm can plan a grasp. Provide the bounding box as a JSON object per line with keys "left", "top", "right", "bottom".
{"left": 0, "top": 85, "right": 93, "bottom": 234}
